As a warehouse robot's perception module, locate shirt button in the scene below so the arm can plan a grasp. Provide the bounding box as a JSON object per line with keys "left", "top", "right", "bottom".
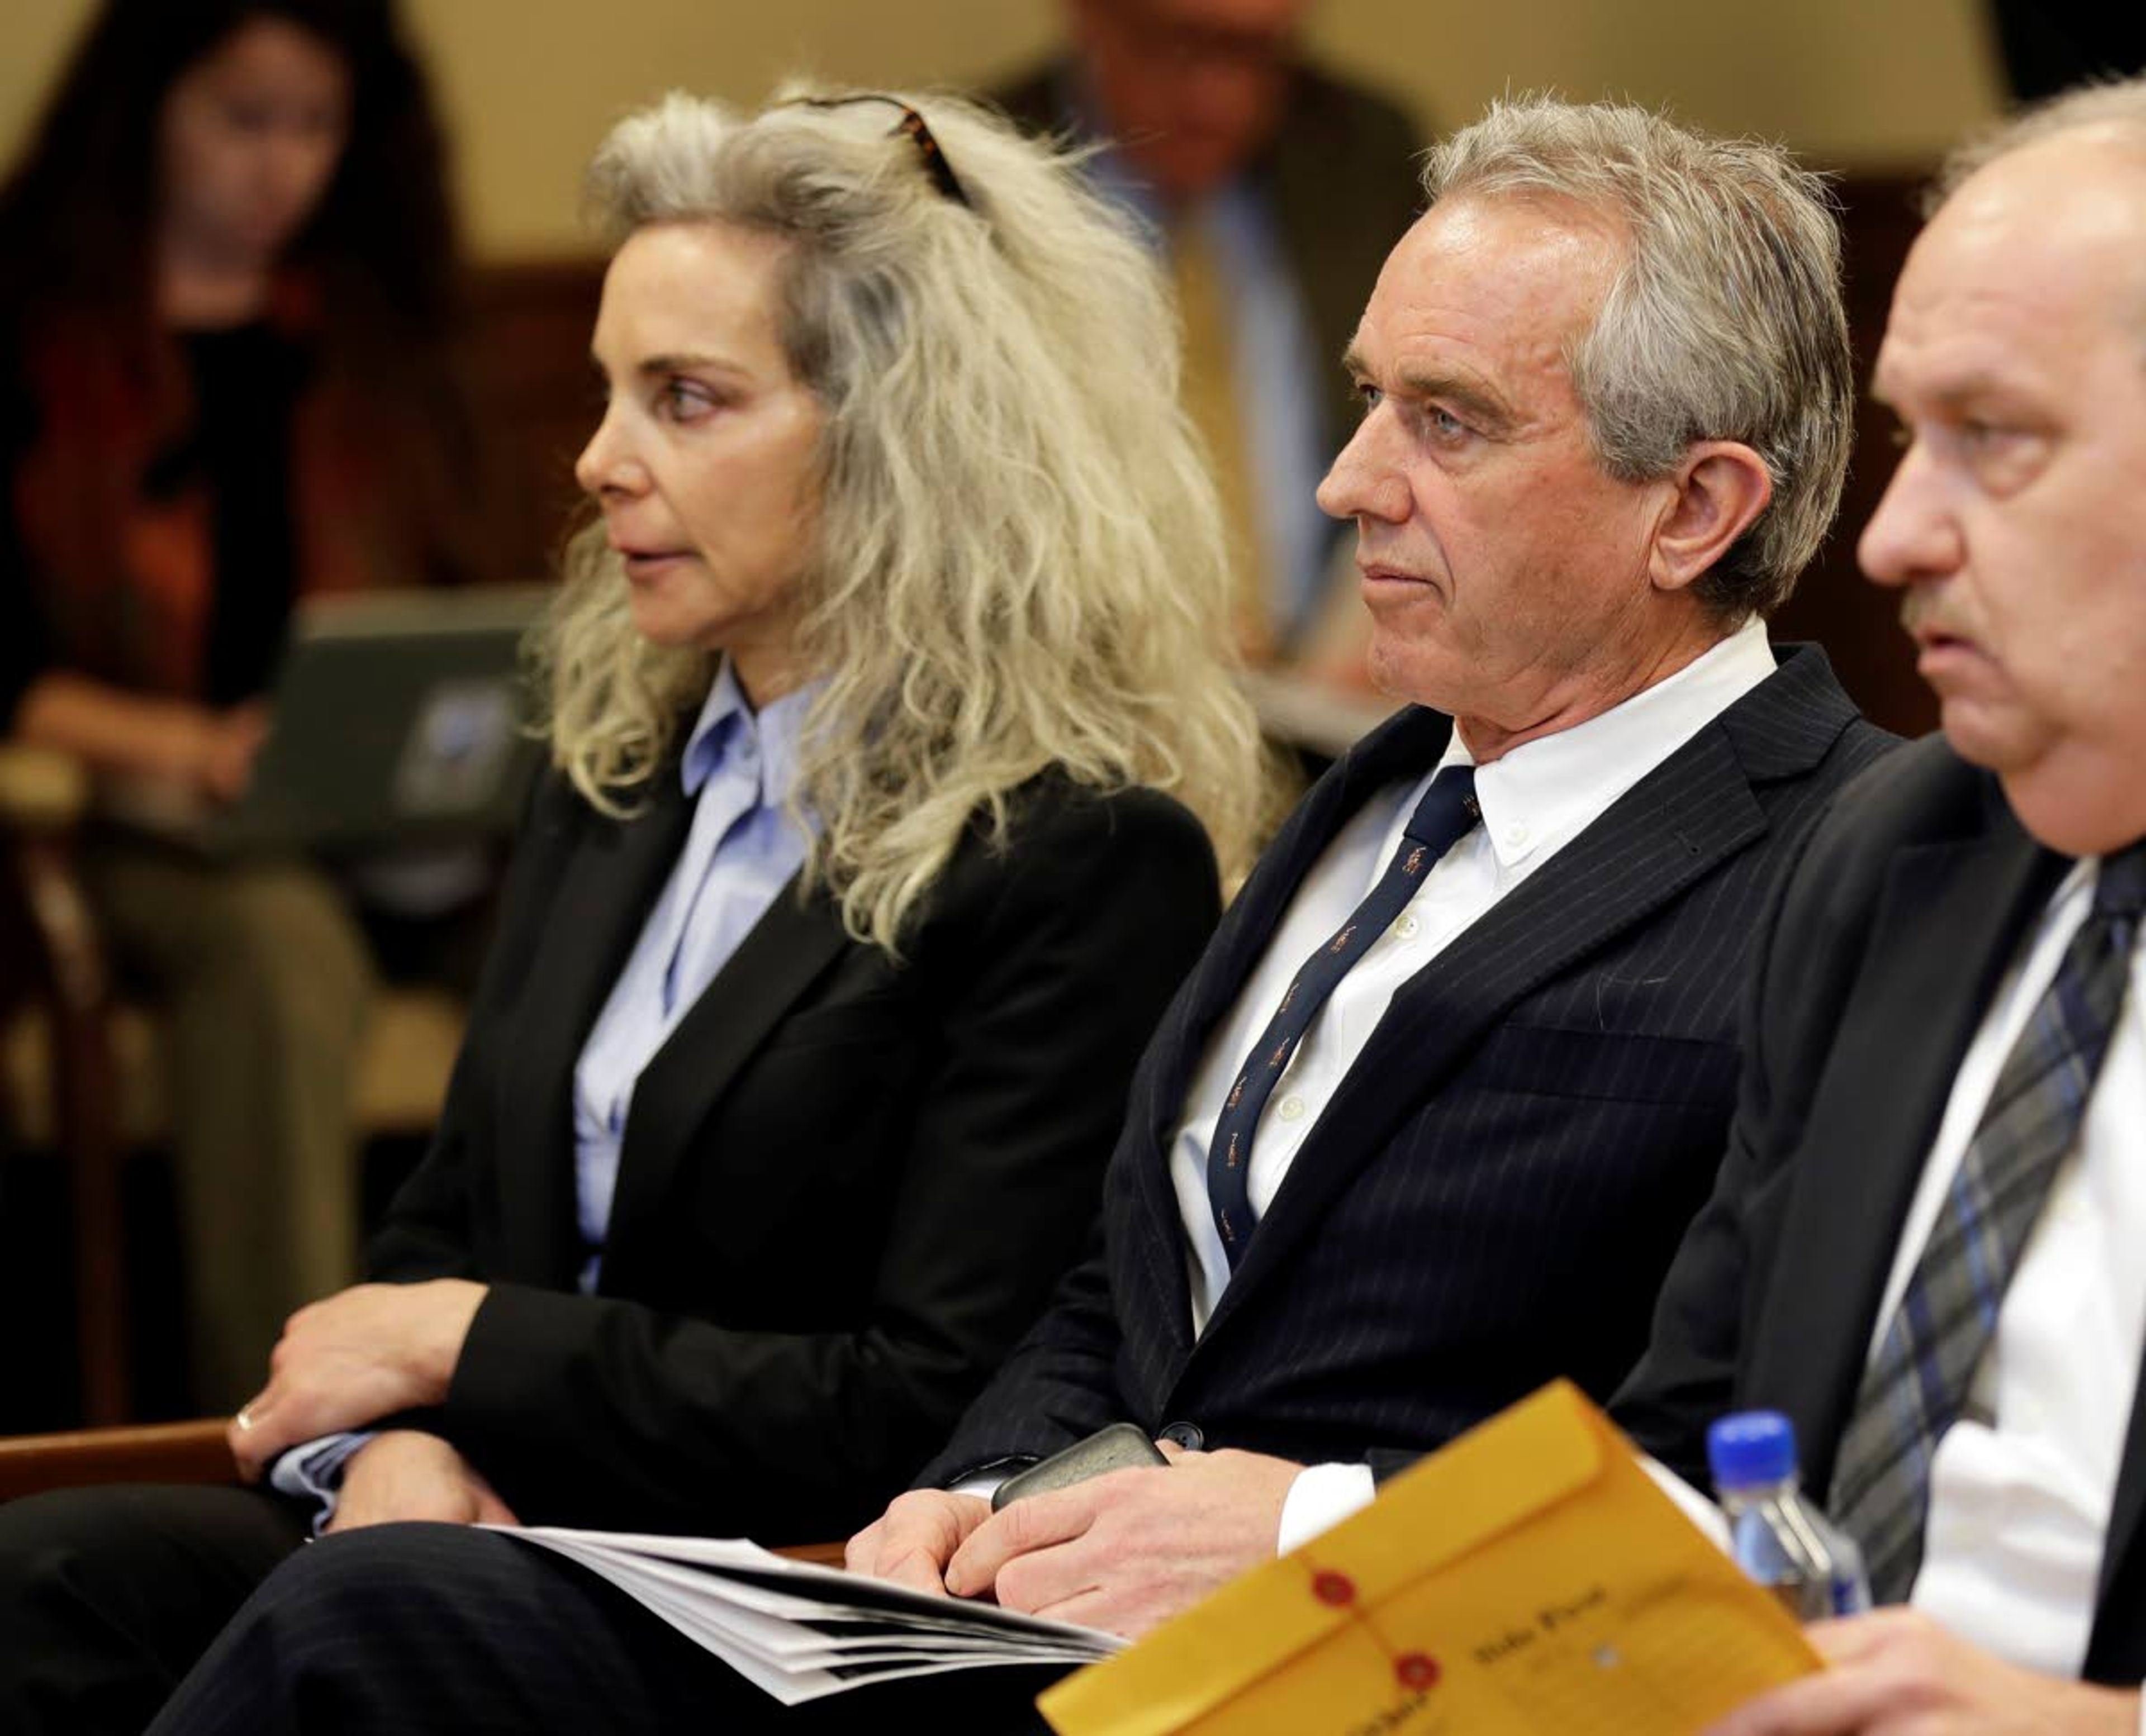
{"left": 1503, "top": 820, "right": 1530, "bottom": 850}
{"left": 1160, "top": 1421, "right": 1204, "bottom": 1452}
{"left": 1394, "top": 912, "right": 1421, "bottom": 940}
{"left": 1276, "top": 1095, "right": 1306, "bottom": 1122}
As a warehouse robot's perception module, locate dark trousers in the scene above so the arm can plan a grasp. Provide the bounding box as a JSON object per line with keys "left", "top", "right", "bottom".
{"left": 0, "top": 1482, "right": 312, "bottom": 1735}
{"left": 145, "top": 1521, "right": 1066, "bottom": 1734}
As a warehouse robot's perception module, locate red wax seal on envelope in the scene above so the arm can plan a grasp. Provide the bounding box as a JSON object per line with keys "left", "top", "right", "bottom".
{"left": 1311, "top": 1571, "right": 1355, "bottom": 1607}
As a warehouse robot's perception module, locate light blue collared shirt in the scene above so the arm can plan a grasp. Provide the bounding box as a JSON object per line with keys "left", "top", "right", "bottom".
{"left": 1080, "top": 139, "right": 1336, "bottom": 647}
{"left": 570, "top": 662, "right": 817, "bottom": 1289}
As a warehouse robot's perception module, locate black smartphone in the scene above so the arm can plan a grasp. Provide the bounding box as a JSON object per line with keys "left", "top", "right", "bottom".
{"left": 990, "top": 1422, "right": 1170, "bottom": 1511}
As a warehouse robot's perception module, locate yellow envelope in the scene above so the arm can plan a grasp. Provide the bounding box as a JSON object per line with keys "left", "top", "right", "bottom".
{"left": 1038, "top": 1380, "right": 1821, "bottom": 1735}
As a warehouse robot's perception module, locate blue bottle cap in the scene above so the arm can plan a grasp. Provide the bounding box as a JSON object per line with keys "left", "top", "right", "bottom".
{"left": 1707, "top": 1410, "right": 1798, "bottom": 1488}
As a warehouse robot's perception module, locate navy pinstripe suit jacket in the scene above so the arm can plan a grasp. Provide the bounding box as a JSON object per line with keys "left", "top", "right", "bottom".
{"left": 920, "top": 643, "right": 1896, "bottom": 1486}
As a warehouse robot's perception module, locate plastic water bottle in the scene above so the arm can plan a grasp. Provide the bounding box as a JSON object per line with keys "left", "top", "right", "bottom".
{"left": 1707, "top": 1410, "right": 1871, "bottom": 1621}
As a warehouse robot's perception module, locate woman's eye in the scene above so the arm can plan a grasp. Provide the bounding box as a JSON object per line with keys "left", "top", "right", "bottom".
{"left": 658, "top": 381, "right": 715, "bottom": 419}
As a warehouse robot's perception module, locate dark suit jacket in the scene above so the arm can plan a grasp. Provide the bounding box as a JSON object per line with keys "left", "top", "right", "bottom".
{"left": 363, "top": 764, "right": 1222, "bottom": 1543}
{"left": 920, "top": 645, "right": 1895, "bottom": 1486}
{"left": 989, "top": 59, "right": 1425, "bottom": 465}
{"left": 1615, "top": 733, "right": 2146, "bottom": 1685}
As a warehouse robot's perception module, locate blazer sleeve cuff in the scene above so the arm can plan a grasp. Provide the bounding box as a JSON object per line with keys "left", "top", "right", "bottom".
{"left": 443, "top": 1281, "right": 591, "bottom": 1432}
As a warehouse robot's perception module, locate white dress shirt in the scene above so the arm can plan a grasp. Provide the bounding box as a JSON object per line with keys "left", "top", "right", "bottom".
{"left": 1153, "top": 618, "right": 1781, "bottom": 1551}
{"left": 1635, "top": 851, "right": 2146, "bottom": 1720}
{"left": 1878, "top": 857, "right": 2146, "bottom": 1685}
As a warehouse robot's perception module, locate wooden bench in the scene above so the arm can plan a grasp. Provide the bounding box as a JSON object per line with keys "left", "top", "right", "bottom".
{"left": 0, "top": 1415, "right": 848, "bottom": 1568}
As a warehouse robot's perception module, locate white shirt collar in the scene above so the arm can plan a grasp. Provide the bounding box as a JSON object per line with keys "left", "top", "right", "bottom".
{"left": 1432, "top": 616, "right": 1778, "bottom": 871}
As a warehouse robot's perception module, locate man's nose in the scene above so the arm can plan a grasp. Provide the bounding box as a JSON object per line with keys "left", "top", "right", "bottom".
{"left": 1317, "top": 413, "right": 1407, "bottom": 524}
{"left": 1858, "top": 438, "right": 1960, "bottom": 589}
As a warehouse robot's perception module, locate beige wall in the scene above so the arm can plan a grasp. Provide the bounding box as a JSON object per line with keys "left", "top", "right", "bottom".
{"left": 3, "top": 0, "right": 2007, "bottom": 260}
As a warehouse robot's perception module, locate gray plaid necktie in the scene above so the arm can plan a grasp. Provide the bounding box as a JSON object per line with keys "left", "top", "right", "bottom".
{"left": 1828, "top": 841, "right": 2146, "bottom": 1604}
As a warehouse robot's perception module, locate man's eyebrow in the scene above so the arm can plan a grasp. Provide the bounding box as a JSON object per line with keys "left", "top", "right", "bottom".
{"left": 1870, "top": 368, "right": 2046, "bottom": 420}
{"left": 1397, "top": 366, "right": 1518, "bottom": 436}
{"left": 1339, "top": 341, "right": 1528, "bottom": 431}
{"left": 1341, "top": 349, "right": 1519, "bottom": 435}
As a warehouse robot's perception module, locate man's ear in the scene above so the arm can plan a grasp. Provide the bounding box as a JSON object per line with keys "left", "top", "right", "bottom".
{"left": 1648, "top": 441, "right": 1773, "bottom": 594}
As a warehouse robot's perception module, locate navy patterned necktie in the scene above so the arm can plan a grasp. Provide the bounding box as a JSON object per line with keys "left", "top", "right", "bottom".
{"left": 1205, "top": 764, "right": 1480, "bottom": 1269}
{"left": 1829, "top": 841, "right": 2146, "bottom": 1604}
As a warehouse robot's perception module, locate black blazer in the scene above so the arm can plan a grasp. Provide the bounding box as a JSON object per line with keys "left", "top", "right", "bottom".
{"left": 1616, "top": 734, "right": 2146, "bottom": 1685}
{"left": 922, "top": 645, "right": 1895, "bottom": 1486}
{"left": 363, "top": 764, "right": 1222, "bottom": 1542}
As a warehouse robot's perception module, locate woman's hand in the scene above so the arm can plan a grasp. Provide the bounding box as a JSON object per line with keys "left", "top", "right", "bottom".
{"left": 230, "top": 1279, "right": 488, "bottom": 1478}
{"left": 325, "top": 1430, "right": 520, "bottom": 1534}
{"left": 190, "top": 700, "right": 270, "bottom": 801}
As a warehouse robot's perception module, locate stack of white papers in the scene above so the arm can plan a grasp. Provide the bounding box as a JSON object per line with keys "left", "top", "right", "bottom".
{"left": 498, "top": 1527, "right": 1124, "bottom": 1705}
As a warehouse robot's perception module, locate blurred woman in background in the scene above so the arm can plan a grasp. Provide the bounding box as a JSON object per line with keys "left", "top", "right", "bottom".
{"left": 1, "top": 83, "right": 1274, "bottom": 1736}
{"left": 0, "top": 0, "right": 486, "bottom": 1407}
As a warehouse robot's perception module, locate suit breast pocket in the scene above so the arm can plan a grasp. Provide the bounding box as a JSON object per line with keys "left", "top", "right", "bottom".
{"left": 1466, "top": 1024, "right": 1740, "bottom": 1109}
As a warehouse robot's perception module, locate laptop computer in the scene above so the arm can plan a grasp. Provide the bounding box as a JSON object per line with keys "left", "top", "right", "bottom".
{"left": 99, "top": 584, "right": 554, "bottom": 855}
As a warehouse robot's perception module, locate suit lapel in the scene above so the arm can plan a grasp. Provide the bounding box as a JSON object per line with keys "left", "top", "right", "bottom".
{"left": 1164, "top": 705, "right": 1445, "bottom": 1096}
{"left": 1751, "top": 810, "right": 2062, "bottom": 1487}
{"left": 2101, "top": 1342, "right": 2146, "bottom": 1616}
{"left": 1189, "top": 647, "right": 1859, "bottom": 1353}
{"left": 1119, "top": 708, "right": 1445, "bottom": 1345}
{"left": 491, "top": 781, "right": 694, "bottom": 1285}
{"left": 1196, "top": 723, "right": 1768, "bottom": 1342}
{"left": 597, "top": 873, "right": 852, "bottom": 1283}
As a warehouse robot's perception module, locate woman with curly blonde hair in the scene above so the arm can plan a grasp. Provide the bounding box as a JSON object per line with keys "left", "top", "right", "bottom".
{"left": 538, "top": 85, "right": 1269, "bottom": 927}
{"left": 0, "top": 85, "right": 1273, "bottom": 1736}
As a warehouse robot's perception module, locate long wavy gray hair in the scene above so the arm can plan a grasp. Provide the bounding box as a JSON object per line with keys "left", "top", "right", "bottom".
{"left": 530, "top": 85, "right": 1275, "bottom": 951}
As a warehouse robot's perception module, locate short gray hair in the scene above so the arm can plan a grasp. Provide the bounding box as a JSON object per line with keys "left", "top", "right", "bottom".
{"left": 1421, "top": 95, "right": 1852, "bottom": 621}
{"left": 1933, "top": 75, "right": 2146, "bottom": 207}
